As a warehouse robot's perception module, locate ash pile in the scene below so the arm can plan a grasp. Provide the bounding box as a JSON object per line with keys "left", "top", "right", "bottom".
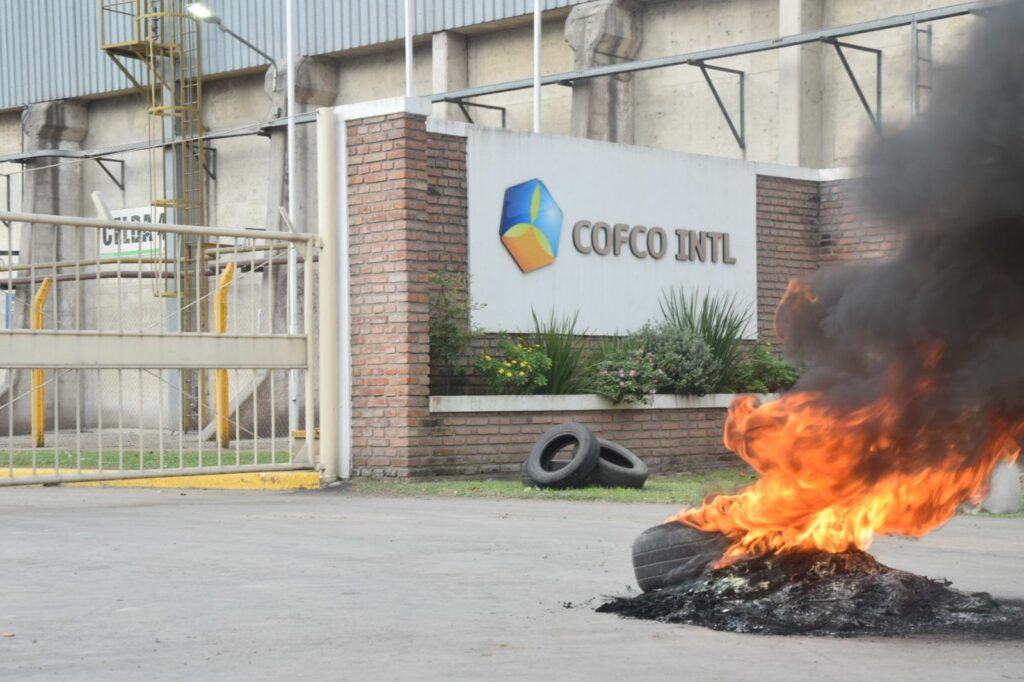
{"left": 598, "top": 527, "right": 1024, "bottom": 638}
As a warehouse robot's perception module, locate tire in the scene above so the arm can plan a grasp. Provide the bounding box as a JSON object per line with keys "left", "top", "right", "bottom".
{"left": 631, "top": 522, "right": 732, "bottom": 592}
{"left": 592, "top": 439, "right": 648, "bottom": 489}
{"left": 523, "top": 423, "right": 600, "bottom": 489}
{"left": 521, "top": 459, "right": 569, "bottom": 487}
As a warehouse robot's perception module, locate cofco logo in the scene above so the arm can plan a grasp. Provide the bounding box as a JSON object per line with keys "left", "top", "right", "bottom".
{"left": 498, "top": 179, "right": 564, "bottom": 273}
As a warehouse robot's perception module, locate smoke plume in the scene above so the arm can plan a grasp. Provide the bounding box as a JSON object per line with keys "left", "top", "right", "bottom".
{"left": 778, "top": 3, "right": 1024, "bottom": 477}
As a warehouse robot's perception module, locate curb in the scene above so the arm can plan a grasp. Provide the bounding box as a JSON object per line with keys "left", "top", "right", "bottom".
{"left": 1, "top": 469, "right": 323, "bottom": 491}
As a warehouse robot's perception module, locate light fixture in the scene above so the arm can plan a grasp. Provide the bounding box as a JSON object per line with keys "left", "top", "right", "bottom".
{"left": 186, "top": 3, "right": 220, "bottom": 23}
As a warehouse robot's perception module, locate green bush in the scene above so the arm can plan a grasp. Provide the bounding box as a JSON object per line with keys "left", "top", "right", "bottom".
{"left": 659, "top": 287, "right": 752, "bottom": 391}
{"left": 732, "top": 343, "right": 799, "bottom": 393}
{"left": 531, "top": 309, "right": 592, "bottom": 395}
{"left": 634, "top": 323, "right": 719, "bottom": 396}
{"left": 428, "top": 271, "right": 481, "bottom": 394}
{"left": 477, "top": 336, "right": 552, "bottom": 395}
{"left": 591, "top": 345, "right": 665, "bottom": 405}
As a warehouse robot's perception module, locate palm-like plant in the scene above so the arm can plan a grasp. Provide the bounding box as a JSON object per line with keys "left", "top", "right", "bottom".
{"left": 659, "top": 287, "right": 752, "bottom": 391}
{"left": 531, "top": 309, "right": 591, "bottom": 394}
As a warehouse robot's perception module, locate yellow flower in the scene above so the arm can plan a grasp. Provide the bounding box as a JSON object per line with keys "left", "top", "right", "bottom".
{"left": 519, "top": 371, "right": 525, "bottom": 377}
{"left": 483, "top": 354, "right": 491, "bottom": 361}
{"left": 503, "top": 361, "right": 511, "bottom": 367}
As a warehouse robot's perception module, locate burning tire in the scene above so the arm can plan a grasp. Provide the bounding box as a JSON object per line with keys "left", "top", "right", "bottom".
{"left": 592, "top": 439, "right": 648, "bottom": 489}
{"left": 523, "top": 423, "right": 600, "bottom": 489}
{"left": 632, "top": 522, "right": 731, "bottom": 592}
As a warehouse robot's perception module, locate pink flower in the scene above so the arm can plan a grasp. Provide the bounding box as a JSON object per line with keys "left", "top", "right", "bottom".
{"left": 629, "top": 370, "right": 636, "bottom": 378}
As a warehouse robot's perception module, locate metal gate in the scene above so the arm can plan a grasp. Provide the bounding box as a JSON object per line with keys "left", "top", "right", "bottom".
{"left": 0, "top": 211, "right": 321, "bottom": 486}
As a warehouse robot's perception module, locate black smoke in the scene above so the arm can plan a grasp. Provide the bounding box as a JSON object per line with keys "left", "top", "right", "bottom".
{"left": 777, "top": 3, "right": 1024, "bottom": 475}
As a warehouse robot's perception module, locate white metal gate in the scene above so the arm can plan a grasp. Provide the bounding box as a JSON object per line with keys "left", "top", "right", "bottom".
{"left": 0, "top": 210, "right": 321, "bottom": 486}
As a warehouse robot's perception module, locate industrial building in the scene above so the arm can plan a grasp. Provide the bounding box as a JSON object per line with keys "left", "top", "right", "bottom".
{"left": 0, "top": 0, "right": 997, "bottom": 484}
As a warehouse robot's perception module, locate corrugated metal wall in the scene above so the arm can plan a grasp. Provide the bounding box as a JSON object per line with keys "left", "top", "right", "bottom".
{"left": 0, "top": 0, "right": 582, "bottom": 110}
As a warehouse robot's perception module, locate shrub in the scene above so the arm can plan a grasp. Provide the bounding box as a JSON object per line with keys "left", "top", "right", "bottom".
{"left": 591, "top": 345, "right": 665, "bottom": 405}
{"left": 477, "top": 336, "right": 552, "bottom": 395}
{"left": 659, "top": 287, "right": 752, "bottom": 391}
{"left": 428, "top": 271, "right": 482, "bottom": 394}
{"left": 634, "top": 323, "right": 719, "bottom": 396}
{"left": 531, "top": 309, "right": 591, "bottom": 395}
{"left": 732, "top": 343, "right": 799, "bottom": 393}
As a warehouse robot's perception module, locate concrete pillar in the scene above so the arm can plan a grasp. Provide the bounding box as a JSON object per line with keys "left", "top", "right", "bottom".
{"left": 777, "top": 0, "right": 824, "bottom": 167}
{"left": 264, "top": 56, "right": 339, "bottom": 237}
{"left": 13, "top": 100, "right": 89, "bottom": 432}
{"left": 431, "top": 31, "right": 469, "bottom": 121}
{"left": 565, "top": 0, "right": 644, "bottom": 144}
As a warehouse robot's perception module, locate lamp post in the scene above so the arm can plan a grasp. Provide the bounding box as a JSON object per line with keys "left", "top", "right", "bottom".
{"left": 187, "top": 2, "right": 301, "bottom": 441}
{"left": 186, "top": 3, "right": 276, "bottom": 64}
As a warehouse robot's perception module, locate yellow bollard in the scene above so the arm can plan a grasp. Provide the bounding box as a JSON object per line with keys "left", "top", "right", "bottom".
{"left": 31, "top": 277, "right": 52, "bottom": 448}
{"left": 213, "top": 263, "right": 236, "bottom": 448}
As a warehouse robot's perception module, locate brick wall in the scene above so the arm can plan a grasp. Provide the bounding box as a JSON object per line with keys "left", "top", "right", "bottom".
{"left": 346, "top": 113, "right": 433, "bottom": 477}
{"left": 343, "top": 112, "right": 896, "bottom": 478}
{"left": 423, "top": 408, "right": 734, "bottom": 477}
{"left": 819, "top": 179, "right": 902, "bottom": 264}
{"left": 755, "top": 175, "right": 821, "bottom": 345}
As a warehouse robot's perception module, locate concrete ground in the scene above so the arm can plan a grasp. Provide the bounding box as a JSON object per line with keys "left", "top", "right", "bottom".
{"left": 1, "top": 488, "right": 1022, "bottom": 682}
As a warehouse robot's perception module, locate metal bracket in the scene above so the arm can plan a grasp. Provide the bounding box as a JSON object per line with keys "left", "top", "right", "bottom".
{"left": 695, "top": 62, "right": 746, "bottom": 151}
{"left": 824, "top": 38, "right": 883, "bottom": 134}
{"left": 94, "top": 157, "right": 125, "bottom": 191}
{"left": 1, "top": 174, "right": 9, "bottom": 227}
{"left": 445, "top": 99, "right": 509, "bottom": 129}
{"left": 911, "top": 19, "right": 933, "bottom": 117}
{"left": 203, "top": 146, "right": 217, "bottom": 181}
{"left": 104, "top": 54, "right": 149, "bottom": 101}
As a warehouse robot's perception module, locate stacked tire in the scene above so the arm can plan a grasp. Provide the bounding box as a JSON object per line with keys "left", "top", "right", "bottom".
{"left": 521, "top": 423, "right": 649, "bottom": 489}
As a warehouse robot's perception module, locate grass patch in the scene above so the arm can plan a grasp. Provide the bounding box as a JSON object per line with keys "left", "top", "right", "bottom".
{"left": 4, "top": 450, "right": 291, "bottom": 471}
{"left": 347, "top": 469, "right": 759, "bottom": 505}
{"left": 348, "top": 470, "right": 1024, "bottom": 519}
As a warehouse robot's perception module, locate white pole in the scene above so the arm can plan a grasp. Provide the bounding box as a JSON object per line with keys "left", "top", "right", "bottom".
{"left": 316, "top": 108, "right": 342, "bottom": 482}
{"left": 286, "top": 0, "right": 299, "bottom": 439}
{"left": 533, "top": 0, "right": 542, "bottom": 133}
{"left": 404, "top": 0, "right": 415, "bottom": 98}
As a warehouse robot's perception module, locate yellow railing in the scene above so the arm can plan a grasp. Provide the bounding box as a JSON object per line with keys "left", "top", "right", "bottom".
{"left": 213, "top": 263, "right": 236, "bottom": 448}
{"left": 31, "top": 277, "right": 52, "bottom": 447}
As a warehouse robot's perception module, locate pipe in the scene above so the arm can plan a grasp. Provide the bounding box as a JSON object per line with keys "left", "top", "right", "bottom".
{"left": 286, "top": 0, "right": 300, "bottom": 448}
{"left": 316, "top": 107, "right": 343, "bottom": 482}
{"left": 533, "top": 0, "right": 542, "bottom": 133}
{"left": 404, "top": 0, "right": 414, "bottom": 98}
{"left": 213, "top": 263, "right": 236, "bottom": 448}
{"left": 0, "top": 211, "right": 314, "bottom": 243}
{"left": 31, "top": 277, "right": 52, "bottom": 448}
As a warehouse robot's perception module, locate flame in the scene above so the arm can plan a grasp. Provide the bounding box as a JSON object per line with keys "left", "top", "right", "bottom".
{"left": 669, "top": 281, "right": 1024, "bottom": 565}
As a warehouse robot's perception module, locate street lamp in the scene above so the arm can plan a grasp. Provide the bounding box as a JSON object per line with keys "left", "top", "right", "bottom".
{"left": 186, "top": 3, "right": 275, "bottom": 64}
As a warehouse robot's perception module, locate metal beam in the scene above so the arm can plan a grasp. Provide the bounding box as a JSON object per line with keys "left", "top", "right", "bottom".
{"left": 0, "top": 1, "right": 998, "bottom": 169}
{"left": 1, "top": 331, "right": 307, "bottom": 369}
{"left": 430, "top": 1, "right": 993, "bottom": 103}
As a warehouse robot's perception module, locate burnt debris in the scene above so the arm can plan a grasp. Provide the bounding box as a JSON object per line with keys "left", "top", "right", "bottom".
{"left": 598, "top": 551, "right": 1024, "bottom": 639}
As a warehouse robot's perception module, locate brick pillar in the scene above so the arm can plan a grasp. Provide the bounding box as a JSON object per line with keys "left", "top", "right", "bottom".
{"left": 345, "top": 109, "right": 433, "bottom": 477}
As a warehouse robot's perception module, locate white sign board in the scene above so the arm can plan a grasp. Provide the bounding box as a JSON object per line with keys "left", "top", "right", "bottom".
{"left": 101, "top": 207, "right": 166, "bottom": 258}
{"left": 467, "top": 128, "right": 758, "bottom": 337}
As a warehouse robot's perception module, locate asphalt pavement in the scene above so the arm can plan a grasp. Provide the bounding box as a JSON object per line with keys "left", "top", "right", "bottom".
{"left": 1, "top": 486, "right": 1022, "bottom": 681}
